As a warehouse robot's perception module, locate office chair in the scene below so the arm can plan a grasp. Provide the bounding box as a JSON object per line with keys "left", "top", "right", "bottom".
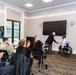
{"left": 31, "top": 49, "right": 48, "bottom": 75}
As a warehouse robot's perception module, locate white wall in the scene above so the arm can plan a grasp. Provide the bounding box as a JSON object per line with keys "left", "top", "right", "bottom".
{"left": 0, "top": 3, "right": 5, "bottom": 26}
{"left": 28, "top": 14, "right": 76, "bottom": 54}
{"left": 27, "top": 4, "right": 76, "bottom": 54}
{"left": 29, "top": 4, "right": 76, "bottom": 17}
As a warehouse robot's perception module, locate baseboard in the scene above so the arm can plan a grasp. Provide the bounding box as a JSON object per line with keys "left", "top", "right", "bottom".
{"left": 52, "top": 47, "right": 76, "bottom": 54}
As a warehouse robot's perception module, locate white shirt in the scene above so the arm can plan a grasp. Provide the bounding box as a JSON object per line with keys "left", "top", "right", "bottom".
{"left": 61, "top": 38, "right": 67, "bottom": 49}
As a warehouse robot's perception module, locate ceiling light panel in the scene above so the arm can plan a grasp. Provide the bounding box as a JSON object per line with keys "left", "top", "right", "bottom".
{"left": 42, "top": 0, "right": 52, "bottom": 3}
{"left": 25, "top": 3, "right": 33, "bottom": 7}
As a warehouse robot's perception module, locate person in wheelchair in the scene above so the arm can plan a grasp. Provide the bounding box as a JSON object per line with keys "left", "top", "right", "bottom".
{"left": 32, "top": 40, "right": 45, "bottom": 65}
{"left": 58, "top": 35, "right": 68, "bottom": 54}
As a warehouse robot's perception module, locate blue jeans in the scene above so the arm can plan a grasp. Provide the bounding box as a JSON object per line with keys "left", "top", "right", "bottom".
{"left": 45, "top": 43, "right": 52, "bottom": 53}
{"left": 0, "top": 65, "right": 15, "bottom": 75}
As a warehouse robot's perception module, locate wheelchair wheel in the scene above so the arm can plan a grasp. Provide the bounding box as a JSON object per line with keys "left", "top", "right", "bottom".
{"left": 63, "top": 46, "right": 72, "bottom": 56}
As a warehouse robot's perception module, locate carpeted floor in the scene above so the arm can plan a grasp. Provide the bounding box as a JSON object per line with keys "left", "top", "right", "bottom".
{"left": 31, "top": 51, "right": 76, "bottom": 75}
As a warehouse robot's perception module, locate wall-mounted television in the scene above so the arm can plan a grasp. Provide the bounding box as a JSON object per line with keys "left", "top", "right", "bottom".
{"left": 0, "top": 26, "right": 4, "bottom": 38}
{"left": 43, "top": 20, "right": 67, "bottom": 36}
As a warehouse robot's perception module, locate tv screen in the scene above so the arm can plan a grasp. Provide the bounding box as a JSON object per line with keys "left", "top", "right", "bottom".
{"left": 0, "top": 26, "right": 4, "bottom": 38}
{"left": 43, "top": 20, "right": 67, "bottom": 36}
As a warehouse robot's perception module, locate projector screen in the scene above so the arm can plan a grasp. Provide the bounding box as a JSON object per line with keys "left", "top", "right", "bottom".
{"left": 43, "top": 20, "right": 67, "bottom": 36}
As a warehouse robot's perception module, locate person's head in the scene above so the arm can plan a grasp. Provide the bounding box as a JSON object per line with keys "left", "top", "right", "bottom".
{"left": 3, "top": 37, "right": 8, "bottom": 43}
{"left": 18, "top": 39, "right": 25, "bottom": 47}
{"left": 62, "top": 35, "right": 66, "bottom": 39}
{"left": 33, "top": 40, "right": 43, "bottom": 50}
{"left": 52, "top": 32, "right": 56, "bottom": 36}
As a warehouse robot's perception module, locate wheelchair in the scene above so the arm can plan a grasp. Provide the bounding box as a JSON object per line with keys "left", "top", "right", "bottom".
{"left": 58, "top": 43, "right": 73, "bottom": 57}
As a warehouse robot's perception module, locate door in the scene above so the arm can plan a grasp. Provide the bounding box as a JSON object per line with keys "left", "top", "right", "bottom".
{"left": 26, "top": 36, "right": 35, "bottom": 49}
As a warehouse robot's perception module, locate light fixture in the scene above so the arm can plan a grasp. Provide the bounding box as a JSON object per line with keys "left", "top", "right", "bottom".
{"left": 42, "top": 0, "right": 52, "bottom": 3}
{"left": 25, "top": 3, "right": 33, "bottom": 7}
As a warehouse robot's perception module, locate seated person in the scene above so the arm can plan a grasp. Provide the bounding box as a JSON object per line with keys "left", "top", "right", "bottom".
{"left": 16, "top": 39, "right": 31, "bottom": 59}
{"left": 33, "top": 40, "right": 44, "bottom": 64}
{"left": 16, "top": 39, "right": 32, "bottom": 67}
{"left": 0, "top": 37, "right": 14, "bottom": 55}
{"left": 0, "top": 53, "right": 15, "bottom": 75}
{"left": 58, "top": 35, "right": 67, "bottom": 53}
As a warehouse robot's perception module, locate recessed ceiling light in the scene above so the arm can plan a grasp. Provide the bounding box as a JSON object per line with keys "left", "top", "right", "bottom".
{"left": 42, "top": 0, "right": 52, "bottom": 3}
{"left": 25, "top": 3, "right": 33, "bottom": 7}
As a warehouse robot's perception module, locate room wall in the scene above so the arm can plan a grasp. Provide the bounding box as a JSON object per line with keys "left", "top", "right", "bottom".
{"left": 29, "top": 4, "right": 76, "bottom": 17}
{"left": 27, "top": 4, "right": 76, "bottom": 54}
{"left": 0, "top": 3, "right": 5, "bottom": 26}
{"left": 24, "top": 18, "right": 29, "bottom": 39}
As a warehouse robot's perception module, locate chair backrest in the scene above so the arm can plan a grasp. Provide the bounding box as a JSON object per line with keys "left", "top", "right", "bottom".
{"left": 0, "top": 50, "right": 9, "bottom": 61}
{"left": 66, "top": 42, "right": 69, "bottom": 47}
{"left": 32, "top": 49, "right": 43, "bottom": 59}
{"left": 10, "top": 53, "right": 29, "bottom": 75}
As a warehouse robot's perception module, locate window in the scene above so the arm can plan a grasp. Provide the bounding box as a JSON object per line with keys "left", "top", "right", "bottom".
{"left": 6, "top": 20, "right": 20, "bottom": 44}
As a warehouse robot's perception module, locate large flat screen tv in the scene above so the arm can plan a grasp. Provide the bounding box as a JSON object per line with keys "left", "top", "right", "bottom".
{"left": 43, "top": 20, "right": 67, "bottom": 36}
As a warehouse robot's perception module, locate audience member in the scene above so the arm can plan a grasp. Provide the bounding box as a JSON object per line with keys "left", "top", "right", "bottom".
{"left": 33, "top": 40, "right": 44, "bottom": 64}
{"left": 0, "top": 37, "right": 14, "bottom": 55}
{"left": 16, "top": 39, "right": 32, "bottom": 67}
{"left": 33, "top": 40, "right": 43, "bottom": 50}
{"left": 0, "top": 53, "right": 15, "bottom": 75}
{"left": 45, "top": 32, "right": 58, "bottom": 54}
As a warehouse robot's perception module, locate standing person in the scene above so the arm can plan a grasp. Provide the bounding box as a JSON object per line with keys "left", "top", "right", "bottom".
{"left": 45, "top": 32, "right": 58, "bottom": 54}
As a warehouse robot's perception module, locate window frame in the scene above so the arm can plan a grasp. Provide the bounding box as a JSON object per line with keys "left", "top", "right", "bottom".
{"left": 7, "top": 19, "right": 20, "bottom": 43}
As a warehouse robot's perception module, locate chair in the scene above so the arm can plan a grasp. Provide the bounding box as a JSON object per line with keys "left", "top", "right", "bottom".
{"left": 31, "top": 49, "right": 47, "bottom": 75}
{"left": 0, "top": 50, "right": 9, "bottom": 61}
{"left": 10, "top": 53, "right": 30, "bottom": 75}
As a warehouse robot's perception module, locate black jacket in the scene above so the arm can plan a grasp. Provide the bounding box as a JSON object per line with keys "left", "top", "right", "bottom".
{"left": 16, "top": 46, "right": 31, "bottom": 59}
{"left": 45, "top": 34, "right": 56, "bottom": 45}
{"left": 10, "top": 53, "right": 30, "bottom": 75}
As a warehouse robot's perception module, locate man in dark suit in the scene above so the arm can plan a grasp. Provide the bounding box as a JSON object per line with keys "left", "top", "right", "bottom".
{"left": 45, "top": 32, "right": 58, "bottom": 54}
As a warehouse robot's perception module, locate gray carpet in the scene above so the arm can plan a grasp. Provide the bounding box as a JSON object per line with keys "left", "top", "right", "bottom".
{"left": 31, "top": 51, "right": 76, "bottom": 75}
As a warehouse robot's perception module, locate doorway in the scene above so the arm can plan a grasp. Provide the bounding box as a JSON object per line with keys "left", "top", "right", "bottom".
{"left": 26, "top": 36, "right": 35, "bottom": 49}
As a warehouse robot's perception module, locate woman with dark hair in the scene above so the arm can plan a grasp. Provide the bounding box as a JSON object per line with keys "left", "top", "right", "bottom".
{"left": 33, "top": 40, "right": 44, "bottom": 64}
{"left": 33, "top": 40, "right": 43, "bottom": 50}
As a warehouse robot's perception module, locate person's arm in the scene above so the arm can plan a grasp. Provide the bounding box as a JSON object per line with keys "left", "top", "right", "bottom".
{"left": 0, "top": 53, "right": 4, "bottom": 59}
{"left": 53, "top": 36, "right": 58, "bottom": 43}
{"left": 53, "top": 38, "right": 56, "bottom": 43}
{"left": 6, "top": 43, "right": 14, "bottom": 55}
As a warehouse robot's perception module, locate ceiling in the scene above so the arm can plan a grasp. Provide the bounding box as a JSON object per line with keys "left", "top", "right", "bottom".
{"left": 0, "top": 0, "right": 76, "bottom": 12}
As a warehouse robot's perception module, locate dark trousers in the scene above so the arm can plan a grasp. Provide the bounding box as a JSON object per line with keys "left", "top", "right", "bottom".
{"left": 0, "top": 65, "right": 15, "bottom": 75}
